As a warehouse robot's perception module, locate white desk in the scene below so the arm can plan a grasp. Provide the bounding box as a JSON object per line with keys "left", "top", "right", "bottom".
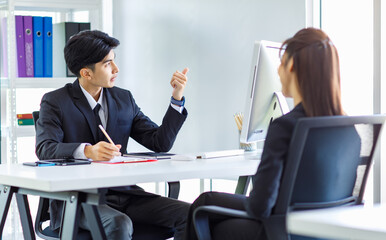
{"left": 0, "top": 155, "right": 259, "bottom": 239}
{"left": 287, "top": 205, "right": 386, "bottom": 240}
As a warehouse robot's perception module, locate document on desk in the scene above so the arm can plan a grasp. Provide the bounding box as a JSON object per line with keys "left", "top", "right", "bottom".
{"left": 170, "top": 154, "right": 197, "bottom": 161}
{"left": 94, "top": 156, "right": 157, "bottom": 164}
{"left": 171, "top": 149, "right": 245, "bottom": 161}
{"left": 123, "top": 152, "right": 175, "bottom": 159}
{"left": 197, "top": 149, "right": 245, "bottom": 159}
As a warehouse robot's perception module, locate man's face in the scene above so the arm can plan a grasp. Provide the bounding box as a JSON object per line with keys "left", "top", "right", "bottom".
{"left": 88, "top": 50, "right": 119, "bottom": 89}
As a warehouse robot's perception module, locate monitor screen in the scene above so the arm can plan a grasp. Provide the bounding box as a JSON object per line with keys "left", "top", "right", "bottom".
{"left": 240, "top": 40, "right": 292, "bottom": 143}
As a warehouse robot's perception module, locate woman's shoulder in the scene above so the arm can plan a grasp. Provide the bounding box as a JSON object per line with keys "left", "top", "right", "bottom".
{"left": 263, "top": 104, "right": 306, "bottom": 144}
{"left": 271, "top": 103, "right": 306, "bottom": 128}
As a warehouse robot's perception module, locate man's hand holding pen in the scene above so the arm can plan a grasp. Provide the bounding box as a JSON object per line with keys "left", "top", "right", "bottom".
{"left": 85, "top": 125, "right": 121, "bottom": 161}
{"left": 171, "top": 67, "right": 189, "bottom": 100}
{"left": 85, "top": 142, "right": 121, "bottom": 161}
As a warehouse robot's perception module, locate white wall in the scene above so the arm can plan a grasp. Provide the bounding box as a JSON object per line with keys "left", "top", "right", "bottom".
{"left": 112, "top": 0, "right": 306, "bottom": 153}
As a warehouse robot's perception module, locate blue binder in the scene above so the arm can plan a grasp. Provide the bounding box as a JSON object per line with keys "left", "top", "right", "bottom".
{"left": 43, "top": 17, "right": 52, "bottom": 77}
{"left": 33, "top": 16, "right": 43, "bottom": 77}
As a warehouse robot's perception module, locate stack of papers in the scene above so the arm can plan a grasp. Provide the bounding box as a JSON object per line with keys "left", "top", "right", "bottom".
{"left": 123, "top": 152, "right": 174, "bottom": 159}
{"left": 94, "top": 156, "right": 157, "bottom": 164}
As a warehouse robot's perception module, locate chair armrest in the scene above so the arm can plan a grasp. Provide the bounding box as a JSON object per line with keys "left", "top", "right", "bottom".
{"left": 195, "top": 206, "right": 253, "bottom": 219}
{"left": 193, "top": 206, "right": 254, "bottom": 240}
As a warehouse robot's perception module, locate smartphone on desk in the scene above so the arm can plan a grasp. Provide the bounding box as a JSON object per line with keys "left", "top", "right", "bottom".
{"left": 40, "top": 159, "right": 91, "bottom": 166}
{"left": 23, "top": 161, "right": 55, "bottom": 167}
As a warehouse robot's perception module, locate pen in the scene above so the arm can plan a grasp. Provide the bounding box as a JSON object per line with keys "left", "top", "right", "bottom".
{"left": 98, "top": 124, "right": 116, "bottom": 145}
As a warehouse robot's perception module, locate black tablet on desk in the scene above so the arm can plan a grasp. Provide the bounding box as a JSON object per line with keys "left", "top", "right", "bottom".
{"left": 23, "top": 159, "right": 91, "bottom": 167}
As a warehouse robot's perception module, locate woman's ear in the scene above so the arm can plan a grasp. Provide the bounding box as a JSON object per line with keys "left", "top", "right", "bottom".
{"left": 79, "top": 68, "right": 92, "bottom": 79}
{"left": 287, "top": 57, "right": 294, "bottom": 72}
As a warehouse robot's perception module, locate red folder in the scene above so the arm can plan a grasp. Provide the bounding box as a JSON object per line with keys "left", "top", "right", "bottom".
{"left": 17, "top": 113, "right": 33, "bottom": 119}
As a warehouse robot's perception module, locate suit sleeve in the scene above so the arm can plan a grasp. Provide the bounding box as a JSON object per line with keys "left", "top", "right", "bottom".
{"left": 129, "top": 93, "right": 188, "bottom": 153}
{"left": 35, "top": 93, "right": 80, "bottom": 160}
{"left": 245, "top": 117, "right": 293, "bottom": 219}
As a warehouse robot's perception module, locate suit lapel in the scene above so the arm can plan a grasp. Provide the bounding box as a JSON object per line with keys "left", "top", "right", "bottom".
{"left": 105, "top": 88, "right": 118, "bottom": 137}
{"left": 71, "top": 79, "right": 99, "bottom": 143}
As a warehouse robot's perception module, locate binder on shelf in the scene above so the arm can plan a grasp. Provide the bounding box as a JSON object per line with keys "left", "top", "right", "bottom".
{"left": 53, "top": 22, "right": 91, "bottom": 77}
{"left": 15, "top": 16, "right": 26, "bottom": 77}
{"left": 43, "top": 17, "right": 52, "bottom": 77}
{"left": 23, "top": 16, "right": 34, "bottom": 77}
{"left": 17, "top": 113, "right": 33, "bottom": 119}
{"left": 33, "top": 16, "right": 44, "bottom": 77}
{"left": 1, "top": 17, "right": 8, "bottom": 78}
{"left": 52, "top": 22, "right": 66, "bottom": 77}
{"left": 79, "top": 22, "right": 91, "bottom": 32}
{"left": 65, "top": 22, "right": 79, "bottom": 77}
{"left": 64, "top": 22, "right": 79, "bottom": 40}
{"left": 17, "top": 118, "right": 34, "bottom": 126}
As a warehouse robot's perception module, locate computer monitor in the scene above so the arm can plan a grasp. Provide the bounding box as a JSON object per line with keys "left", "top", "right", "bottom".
{"left": 240, "top": 40, "right": 291, "bottom": 143}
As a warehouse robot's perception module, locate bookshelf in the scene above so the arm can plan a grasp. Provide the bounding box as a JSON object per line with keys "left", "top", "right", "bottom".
{"left": 0, "top": 0, "right": 110, "bottom": 164}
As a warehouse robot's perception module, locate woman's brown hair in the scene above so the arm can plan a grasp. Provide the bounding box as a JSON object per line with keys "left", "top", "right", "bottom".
{"left": 280, "top": 28, "right": 343, "bottom": 117}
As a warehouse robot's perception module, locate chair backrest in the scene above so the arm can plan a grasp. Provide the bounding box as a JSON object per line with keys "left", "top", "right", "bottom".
{"left": 291, "top": 125, "right": 361, "bottom": 207}
{"left": 32, "top": 111, "right": 39, "bottom": 131}
{"left": 263, "top": 115, "right": 386, "bottom": 240}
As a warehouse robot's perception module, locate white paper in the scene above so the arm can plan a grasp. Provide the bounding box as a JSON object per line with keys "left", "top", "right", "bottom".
{"left": 94, "top": 156, "right": 151, "bottom": 163}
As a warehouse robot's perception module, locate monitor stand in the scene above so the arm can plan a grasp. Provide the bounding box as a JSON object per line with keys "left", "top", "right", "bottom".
{"left": 241, "top": 92, "right": 290, "bottom": 145}
{"left": 266, "top": 91, "right": 290, "bottom": 126}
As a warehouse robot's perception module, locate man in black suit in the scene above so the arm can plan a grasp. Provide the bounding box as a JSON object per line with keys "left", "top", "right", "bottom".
{"left": 35, "top": 30, "right": 189, "bottom": 240}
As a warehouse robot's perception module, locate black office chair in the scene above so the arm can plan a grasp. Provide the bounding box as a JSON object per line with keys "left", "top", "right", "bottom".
{"left": 32, "top": 111, "right": 179, "bottom": 240}
{"left": 193, "top": 115, "right": 386, "bottom": 240}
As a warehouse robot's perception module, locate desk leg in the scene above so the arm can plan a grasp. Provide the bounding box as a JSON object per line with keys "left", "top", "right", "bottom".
{"left": 15, "top": 193, "right": 35, "bottom": 240}
{"left": 235, "top": 176, "right": 251, "bottom": 195}
{"left": 82, "top": 203, "right": 107, "bottom": 240}
{"left": 0, "top": 185, "right": 14, "bottom": 237}
{"left": 60, "top": 192, "right": 81, "bottom": 240}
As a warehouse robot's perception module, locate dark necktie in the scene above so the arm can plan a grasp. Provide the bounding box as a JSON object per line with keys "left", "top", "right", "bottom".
{"left": 93, "top": 103, "right": 105, "bottom": 142}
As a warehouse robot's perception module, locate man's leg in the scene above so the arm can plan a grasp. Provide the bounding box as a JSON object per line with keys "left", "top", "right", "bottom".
{"left": 79, "top": 204, "right": 133, "bottom": 240}
{"left": 123, "top": 195, "right": 190, "bottom": 240}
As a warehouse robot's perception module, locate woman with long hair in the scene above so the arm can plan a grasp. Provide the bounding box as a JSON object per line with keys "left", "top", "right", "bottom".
{"left": 183, "top": 27, "right": 343, "bottom": 240}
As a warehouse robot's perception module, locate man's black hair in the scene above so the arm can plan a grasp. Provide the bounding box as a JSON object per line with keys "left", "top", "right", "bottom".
{"left": 64, "top": 30, "right": 120, "bottom": 78}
